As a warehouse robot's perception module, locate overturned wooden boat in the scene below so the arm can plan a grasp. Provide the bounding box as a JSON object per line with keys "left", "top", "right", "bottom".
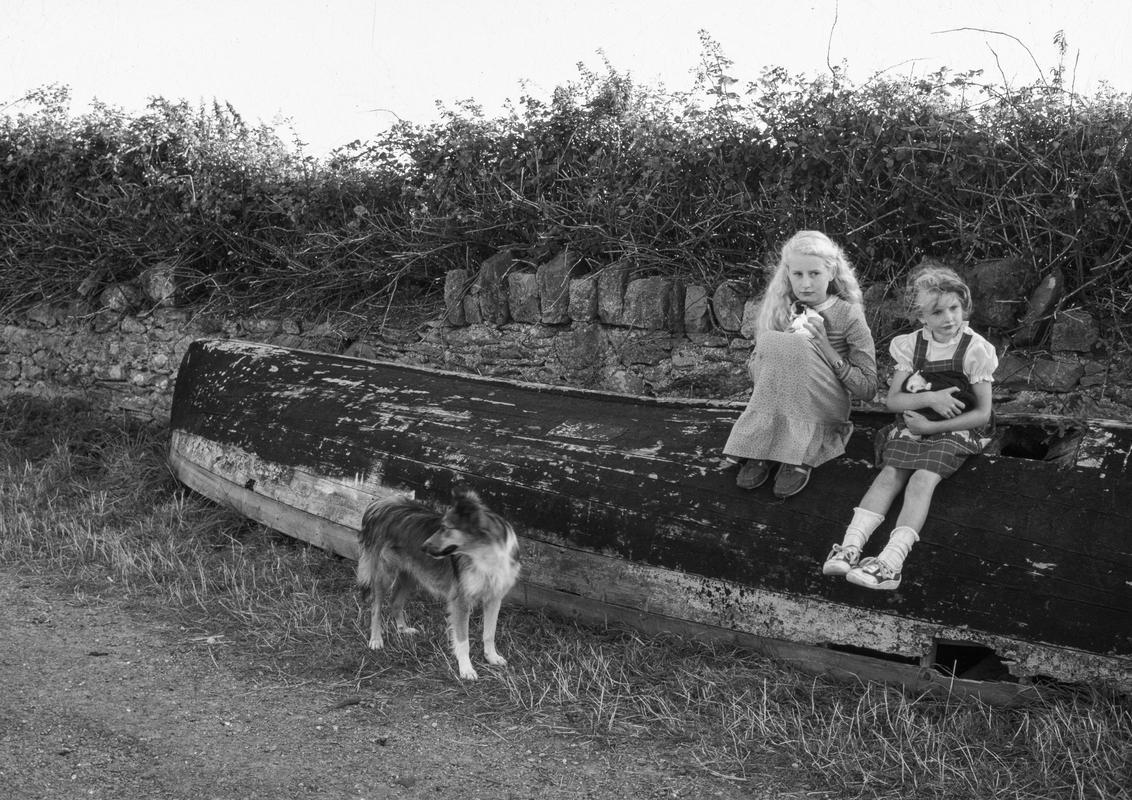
{"left": 168, "top": 338, "right": 1131, "bottom": 700}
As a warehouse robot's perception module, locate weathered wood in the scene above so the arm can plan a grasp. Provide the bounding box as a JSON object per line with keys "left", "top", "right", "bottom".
{"left": 514, "top": 584, "right": 1040, "bottom": 706}
{"left": 170, "top": 440, "right": 363, "bottom": 560}
{"left": 168, "top": 339, "right": 1132, "bottom": 695}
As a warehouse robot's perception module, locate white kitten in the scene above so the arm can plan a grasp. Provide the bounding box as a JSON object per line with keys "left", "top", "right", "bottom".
{"left": 788, "top": 302, "right": 822, "bottom": 338}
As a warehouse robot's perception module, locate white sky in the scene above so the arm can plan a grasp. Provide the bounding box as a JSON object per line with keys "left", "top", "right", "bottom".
{"left": 3, "top": 0, "right": 1130, "bottom": 156}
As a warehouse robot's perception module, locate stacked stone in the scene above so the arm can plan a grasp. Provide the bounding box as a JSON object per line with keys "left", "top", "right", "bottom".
{"left": 2, "top": 252, "right": 1130, "bottom": 420}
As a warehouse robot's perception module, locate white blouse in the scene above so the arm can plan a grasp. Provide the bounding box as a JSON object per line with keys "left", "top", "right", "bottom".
{"left": 889, "top": 324, "right": 999, "bottom": 384}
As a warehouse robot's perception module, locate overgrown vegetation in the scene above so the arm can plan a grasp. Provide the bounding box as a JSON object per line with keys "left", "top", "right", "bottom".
{"left": 1, "top": 35, "right": 1130, "bottom": 334}
{"left": 2, "top": 393, "right": 1129, "bottom": 799}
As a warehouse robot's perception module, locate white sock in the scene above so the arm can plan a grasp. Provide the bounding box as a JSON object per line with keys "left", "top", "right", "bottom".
{"left": 877, "top": 526, "right": 919, "bottom": 571}
{"left": 842, "top": 507, "right": 884, "bottom": 554}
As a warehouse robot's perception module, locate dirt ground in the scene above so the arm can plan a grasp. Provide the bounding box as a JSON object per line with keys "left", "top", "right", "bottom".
{"left": 0, "top": 566, "right": 810, "bottom": 800}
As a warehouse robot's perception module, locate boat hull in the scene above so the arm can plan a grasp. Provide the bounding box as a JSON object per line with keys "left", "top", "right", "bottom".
{"left": 168, "top": 339, "right": 1132, "bottom": 697}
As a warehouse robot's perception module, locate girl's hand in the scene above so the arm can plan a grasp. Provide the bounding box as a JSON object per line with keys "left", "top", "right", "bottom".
{"left": 902, "top": 409, "right": 936, "bottom": 435}
{"left": 801, "top": 315, "right": 829, "bottom": 346}
{"left": 926, "top": 386, "right": 963, "bottom": 418}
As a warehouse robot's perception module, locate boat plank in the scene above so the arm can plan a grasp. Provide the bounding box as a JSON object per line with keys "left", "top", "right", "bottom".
{"left": 170, "top": 448, "right": 361, "bottom": 559}
{"left": 514, "top": 583, "right": 1037, "bottom": 705}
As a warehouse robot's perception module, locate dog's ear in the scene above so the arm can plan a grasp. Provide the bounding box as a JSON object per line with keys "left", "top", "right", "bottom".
{"left": 450, "top": 484, "right": 485, "bottom": 527}
{"left": 450, "top": 483, "right": 482, "bottom": 504}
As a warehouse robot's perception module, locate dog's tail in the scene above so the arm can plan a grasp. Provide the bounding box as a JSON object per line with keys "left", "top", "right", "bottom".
{"left": 356, "top": 496, "right": 438, "bottom": 598}
{"left": 356, "top": 501, "right": 393, "bottom": 599}
{"left": 356, "top": 546, "right": 377, "bottom": 600}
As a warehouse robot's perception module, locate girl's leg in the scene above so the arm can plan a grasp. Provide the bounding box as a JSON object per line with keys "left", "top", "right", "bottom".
{"left": 822, "top": 467, "right": 910, "bottom": 575}
{"left": 848, "top": 470, "right": 942, "bottom": 590}
{"left": 892, "top": 469, "right": 942, "bottom": 533}
{"left": 858, "top": 465, "right": 912, "bottom": 516}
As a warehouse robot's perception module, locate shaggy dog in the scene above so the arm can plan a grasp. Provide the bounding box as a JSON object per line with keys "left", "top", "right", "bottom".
{"left": 356, "top": 485, "right": 520, "bottom": 680}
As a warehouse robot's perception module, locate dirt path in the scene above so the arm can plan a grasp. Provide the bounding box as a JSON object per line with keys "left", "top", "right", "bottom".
{"left": 0, "top": 568, "right": 800, "bottom": 800}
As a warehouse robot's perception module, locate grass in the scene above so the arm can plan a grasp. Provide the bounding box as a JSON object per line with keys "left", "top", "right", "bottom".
{"left": 1, "top": 394, "right": 1129, "bottom": 799}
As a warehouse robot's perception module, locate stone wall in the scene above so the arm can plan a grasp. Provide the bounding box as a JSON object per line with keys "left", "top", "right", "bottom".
{"left": 3, "top": 253, "right": 1132, "bottom": 423}
{"left": 0, "top": 304, "right": 759, "bottom": 423}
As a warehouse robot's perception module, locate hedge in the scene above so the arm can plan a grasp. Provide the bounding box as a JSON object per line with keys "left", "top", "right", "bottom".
{"left": 2, "top": 38, "right": 1129, "bottom": 336}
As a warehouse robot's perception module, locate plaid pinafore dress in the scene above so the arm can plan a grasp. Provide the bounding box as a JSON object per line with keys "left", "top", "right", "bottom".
{"left": 875, "top": 331, "right": 992, "bottom": 478}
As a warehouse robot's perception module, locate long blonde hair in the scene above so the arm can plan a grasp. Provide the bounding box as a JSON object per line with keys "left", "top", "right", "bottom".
{"left": 755, "top": 231, "right": 863, "bottom": 332}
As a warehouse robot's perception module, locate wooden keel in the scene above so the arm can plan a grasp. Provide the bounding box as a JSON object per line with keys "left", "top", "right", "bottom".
{"left": 168, "top": 339, "right": 1132, "bottom": 699}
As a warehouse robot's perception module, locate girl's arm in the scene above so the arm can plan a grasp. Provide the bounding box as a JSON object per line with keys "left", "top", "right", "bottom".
{"left": 902, "top": 380, "right": 993, "bottom": 435}
{"left": 805, "top": 318, "right": 842, "bottom": 367}
{"left": 885, "top": 369, "right": 917, "bottom": 409}
{"left": 839, "top": 315, "right": 879, "bottom": 401}
{"left": 804, "top": 311, "right": 878, "bottom": 400}
{"left": 885, "top": 368, "right": 968, "bottom": 417}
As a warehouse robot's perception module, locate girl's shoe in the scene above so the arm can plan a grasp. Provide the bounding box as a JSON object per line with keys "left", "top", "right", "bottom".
{"left": 846, "top": 557, "right": 902, "bottom": 591}
{"left": 736, "top": 459, "right": 771, "bottom": 489}
{"left": 772, "top": 464, "right": 811, "bottom": 498}
{"left": 821, "top": 544, "right": 860, "bottom": 576}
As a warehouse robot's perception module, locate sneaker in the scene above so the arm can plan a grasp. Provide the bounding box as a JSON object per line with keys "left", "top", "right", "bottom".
{"left": 772, "top": 464, "right": 811, "bottom": 498}
{"left": 846, "top": 557, "right": 902, "bottom": 591}
{"left": 736, "top": 459, "right": 771, "bottom": 489}
{"left": 822, "top": 544, "right": 860, "bottom": 576}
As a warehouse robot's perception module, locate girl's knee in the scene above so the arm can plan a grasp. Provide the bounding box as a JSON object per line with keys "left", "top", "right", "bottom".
{"left": 907, "top": 470, "right": 942, "bottom": 495}
{"left": 876, "top": 466, "right": 908, "bottom": 489}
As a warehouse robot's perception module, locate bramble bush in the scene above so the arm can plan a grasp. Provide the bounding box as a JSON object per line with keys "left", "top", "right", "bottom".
{"left": 0, "top": 86, "right": 409, "bottom": 314}
{"left": 2, "top": 35, "right": 1130, "bottom": 337}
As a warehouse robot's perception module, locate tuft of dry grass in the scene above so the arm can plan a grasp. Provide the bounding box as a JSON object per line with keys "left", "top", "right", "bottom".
{"left": 2, "top": 394, "right": 1130, "bottom": 799}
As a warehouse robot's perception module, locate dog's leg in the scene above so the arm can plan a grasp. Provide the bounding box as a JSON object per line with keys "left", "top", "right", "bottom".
{"left": 480, "top": 596, "right": 507, "bottom": 667}
{"left": 447, "top": 598, "right": 478, "bottom": 680}
{"left": 389, "top": 573, "right": 420, "bottom": 636}
{"left": 366, "top": 592, "right": 384, "bottom": 650}
{"left": 363, "top": 556, "right": 390, "bottom": 651}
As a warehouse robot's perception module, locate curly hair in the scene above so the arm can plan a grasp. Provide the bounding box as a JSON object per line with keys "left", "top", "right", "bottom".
{"left": 905, "top": 261, "right": 973, "bottom": 322}
{"left": 755, "top": 231, "right": 863, "bottom": 332}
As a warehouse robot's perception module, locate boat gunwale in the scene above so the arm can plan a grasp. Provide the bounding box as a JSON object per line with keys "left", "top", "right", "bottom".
{"left": 195, "top": 338, "right": 1132, "bottom": 433}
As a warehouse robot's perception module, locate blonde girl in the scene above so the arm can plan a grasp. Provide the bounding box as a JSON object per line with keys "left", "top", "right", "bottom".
{"left": 723, "top": 231, "right": 878, "bottom": 498}
{"left": 825, "top": 263, "right": 998, "bottom": 590}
